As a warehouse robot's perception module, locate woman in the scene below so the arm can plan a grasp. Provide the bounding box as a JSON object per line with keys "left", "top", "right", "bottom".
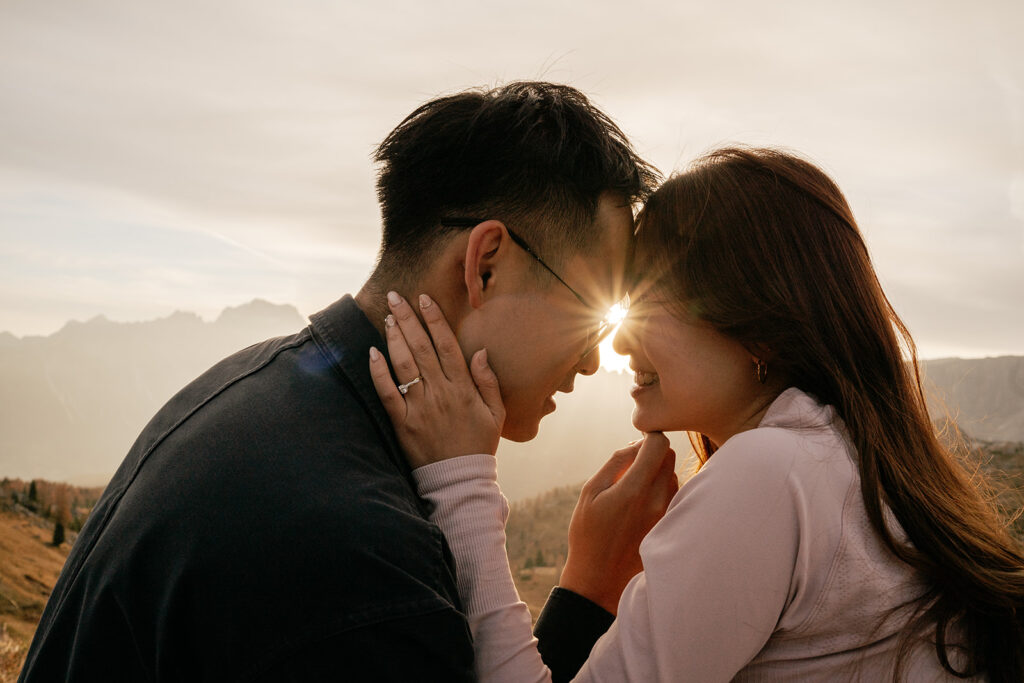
{"left": 368, "top": 147, "right": 1024, "bottom": 681}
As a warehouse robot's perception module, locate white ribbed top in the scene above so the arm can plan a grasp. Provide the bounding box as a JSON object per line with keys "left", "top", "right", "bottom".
{"left": 413, "top": 388, "right": 976, "bottom": 682}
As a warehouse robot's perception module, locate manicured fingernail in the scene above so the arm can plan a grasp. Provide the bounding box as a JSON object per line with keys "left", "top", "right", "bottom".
{"left": 387, "top": 291, "right": 402, "bottom": 306}
{"left": 419, "top": 293, "right": 432, "bottom": 308}
{"left": 385, "top": 314, "right": 395, "bottom": 328}
{"left": 369, "top": 346, "right": 380, "bottom": 361}
{"left": 477, "top": 348, "right": 488, "bottom": 366}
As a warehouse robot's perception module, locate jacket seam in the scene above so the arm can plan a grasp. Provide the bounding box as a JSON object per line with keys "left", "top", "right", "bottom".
{"left": 790, "top": 468, "right": 860, "bottom": 635}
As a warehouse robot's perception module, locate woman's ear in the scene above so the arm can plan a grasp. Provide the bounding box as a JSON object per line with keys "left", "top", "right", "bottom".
{"left": 744, "top": 342, "right": 774, "bottom": 363}
{"left": 464, "top": 220, "right": 508, "bottom": 309}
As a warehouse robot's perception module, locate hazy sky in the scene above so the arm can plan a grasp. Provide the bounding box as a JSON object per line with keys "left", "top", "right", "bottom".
{"left": 1, "top": 0, "right": 1022, "bottom": 361}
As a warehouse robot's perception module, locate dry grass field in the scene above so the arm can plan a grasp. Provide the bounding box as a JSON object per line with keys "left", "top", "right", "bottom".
{"left": 0, "top": 507, "right": 73, "bottom": 682}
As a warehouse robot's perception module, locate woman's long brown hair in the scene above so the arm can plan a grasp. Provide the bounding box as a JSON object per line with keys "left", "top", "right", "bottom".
{"left": 633, "top": 147, "right": 1024, "bottom": 681}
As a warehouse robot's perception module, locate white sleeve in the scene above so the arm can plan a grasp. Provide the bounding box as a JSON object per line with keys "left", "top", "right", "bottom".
{"left": 413, "top": 455, "right": 554, "bottom": 683}
{"left": 581, "top": 429, "right": 804, "bottom": 682}
{"left": 414, "top": 433, "right": 806, "bottom": 683}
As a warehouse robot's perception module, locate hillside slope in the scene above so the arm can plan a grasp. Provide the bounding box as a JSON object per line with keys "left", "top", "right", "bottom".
{"left": 0, "top": 507, "right": 73, "bottom": 680}
{"left": 921, "top": 356, "right": 1024, "bottom": 443}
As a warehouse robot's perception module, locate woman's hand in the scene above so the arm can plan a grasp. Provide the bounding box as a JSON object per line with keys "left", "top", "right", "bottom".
{"left": 368, "top": 291, "right": 505, "bottom": 468}
{"left": 559, "top": 433, "right": 679, "bottom": 615}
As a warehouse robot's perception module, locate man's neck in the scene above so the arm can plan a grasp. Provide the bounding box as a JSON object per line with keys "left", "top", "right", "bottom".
{"left": 353, "top": 282, "right": 395, "bottom": 340}
{"left": 355, "top": 269, "right": 467, "bottom": 342}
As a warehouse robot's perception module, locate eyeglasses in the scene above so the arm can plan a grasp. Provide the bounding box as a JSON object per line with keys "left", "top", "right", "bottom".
{"left": 440, "top": 217, "right": 627, "bottom": 358}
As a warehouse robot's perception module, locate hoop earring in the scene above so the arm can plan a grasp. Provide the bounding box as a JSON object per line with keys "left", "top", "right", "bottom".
{"left": 755, "top": 359, "right": 768, "bottom": 384}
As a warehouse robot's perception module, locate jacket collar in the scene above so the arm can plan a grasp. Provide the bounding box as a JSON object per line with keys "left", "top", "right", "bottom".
{"left": 759, "top": 386, "right": 837, "bottom": 431}
{"left": 308, "top": 294, "right": 410, "bottom": 477}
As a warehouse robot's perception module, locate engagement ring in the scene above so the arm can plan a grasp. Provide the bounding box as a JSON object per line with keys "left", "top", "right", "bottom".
{"left": 397, "top": 377, "right": 422, "bottom": 395}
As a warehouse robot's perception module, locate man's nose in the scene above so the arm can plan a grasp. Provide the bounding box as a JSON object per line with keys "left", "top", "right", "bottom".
{"left": 575, "top": 344, "right": 601, "bottom": 376}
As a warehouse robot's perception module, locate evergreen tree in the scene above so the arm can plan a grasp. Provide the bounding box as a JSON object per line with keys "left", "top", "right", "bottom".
{"left": 52, "top": 521, "right": 65, "bottom": 547}
{"left": 26, "top": 480, "right": 39, "bottom": 511}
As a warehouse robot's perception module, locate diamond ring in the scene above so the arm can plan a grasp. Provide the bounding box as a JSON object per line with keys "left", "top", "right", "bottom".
{"left": 397, "top": 376, "right": 422, "bottom": 395}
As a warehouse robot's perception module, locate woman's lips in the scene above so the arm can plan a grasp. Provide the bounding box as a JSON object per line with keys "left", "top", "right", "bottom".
{"left": 634, "top": 370, "right": 659, "bottom": 387}
{"left": 630, "top": 370, "right": 659, "bottom": 400}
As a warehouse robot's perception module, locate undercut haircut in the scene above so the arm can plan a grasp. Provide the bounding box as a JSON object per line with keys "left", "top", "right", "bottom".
{"left": 371, "top": 81, "right": 659, "bottom": 282}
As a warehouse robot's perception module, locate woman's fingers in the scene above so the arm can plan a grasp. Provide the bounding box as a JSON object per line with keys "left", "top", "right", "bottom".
{"left": 655, "top": 447, "right": 679, "bottom": 507}
{"left": 585, "top": 442, "right": 642, "bottom": 493}
{"left": 660, "top": 448, "right": 678, "bottom": 490}
{"left": 418, "top": 294, "right": 470, "bottom": 382}
{"left": 386, "top": 291, "right": 442, "bottom": 382}
{"left": 383, "top": 313, "right": 423, "bottom": 391}
{"left": 470, "top": 349, "right": 505, "bottom": 425}
{"left": 620, "top": 432, "right": 671, "bottom": 493}
{"left": 368, "top": 346, "right": 406, "bottom": 423}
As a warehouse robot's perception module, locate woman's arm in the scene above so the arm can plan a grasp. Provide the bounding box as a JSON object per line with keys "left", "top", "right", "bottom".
{"left": 411, "top": 431, "right": 803, "bottom": 683}
{"left": 414, "top": 455, "right": 552, "bottom": 682}
{"left": 413, "top": 437, "right": 678, "bottom": 682}
{"left": 367, "top": 292, "right": 677, "bottom": 681}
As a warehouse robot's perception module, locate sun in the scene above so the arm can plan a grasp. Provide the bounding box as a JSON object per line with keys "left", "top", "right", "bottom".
{"left": 598, "top": 301, "right": 631, "bottom": 374}
{"left": 606, "top": 300, "right": 629, "bottom": 326}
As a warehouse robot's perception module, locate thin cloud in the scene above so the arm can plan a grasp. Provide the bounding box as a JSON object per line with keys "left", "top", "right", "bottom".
{"left": 0, "top": 0, "right": 1021, "bottom": 355}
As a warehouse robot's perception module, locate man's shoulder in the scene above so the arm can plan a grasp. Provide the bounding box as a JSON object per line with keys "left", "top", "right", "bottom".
{"left": 118, "top": 321, "right": 408, "bottom": 514}
{"left": 82, "top": 321, "right": 413, "bottom": 577}
{"left": 126, "top": 323, "right": 389, "bottom": 471}
{"left": 120, "top": 328, "right": 314, "bottom": 449}
{"left": 26, "top": 324, "right": 462, "bottom": 680}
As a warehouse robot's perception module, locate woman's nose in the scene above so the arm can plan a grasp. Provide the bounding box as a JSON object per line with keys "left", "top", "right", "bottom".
{"left": 612, "top": 317, "right": 637, "bottom": 357}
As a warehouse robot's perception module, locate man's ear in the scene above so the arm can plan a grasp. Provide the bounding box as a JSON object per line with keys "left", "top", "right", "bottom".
{"left": 464, "top": 220, "right": 509, "bottom": 309}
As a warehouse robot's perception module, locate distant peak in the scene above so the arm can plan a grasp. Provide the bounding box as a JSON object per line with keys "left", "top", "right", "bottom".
{"left": 160, "top": 310, "right": 204, "bottom": 324}
{"left": 214, "top": 299, "right": 305, "bottom": 326}
{"left": 57, "top": 314, "right": 110, "bottom": 332}
{"left": 219, "top": 298, "right": 288, "bottom": 313}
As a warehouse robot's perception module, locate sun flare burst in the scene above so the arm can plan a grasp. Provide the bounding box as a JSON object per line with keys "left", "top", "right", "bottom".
{"left": 598, "top": 301, "right": 631, "bottom": 374}
{"left": 606, "top": 301, "right": 629, "bottom": 326}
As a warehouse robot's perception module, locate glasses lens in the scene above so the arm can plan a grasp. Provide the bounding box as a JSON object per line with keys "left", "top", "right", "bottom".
{"left": 580, "top": 294, "right": 630, "bottom": 358}
{"left": 606, "top": 293, "right": 630, "bottom": 325}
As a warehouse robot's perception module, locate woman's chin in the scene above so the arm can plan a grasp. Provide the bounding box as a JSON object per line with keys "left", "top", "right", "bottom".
{"left": 630, "top": 407, "right": 661, "bottom": 434}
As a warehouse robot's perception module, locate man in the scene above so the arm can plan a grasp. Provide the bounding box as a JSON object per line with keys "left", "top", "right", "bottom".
{"left": 20, "top": 81, "right": 657, "bottom": 681}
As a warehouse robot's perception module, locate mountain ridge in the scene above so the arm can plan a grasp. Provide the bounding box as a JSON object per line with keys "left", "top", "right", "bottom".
{"left": 0, "top": 300, "right": 307, "bottom": 483}
{"left": 0, "top": 299, "right": 302, "bottom": 341}
{"left": 1, "top": 302, "right": 1021, "bottom": 499}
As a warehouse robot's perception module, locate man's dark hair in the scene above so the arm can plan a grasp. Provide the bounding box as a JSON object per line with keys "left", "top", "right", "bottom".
{"left": 371, "top": 81, "right": 659, "bottom": 280}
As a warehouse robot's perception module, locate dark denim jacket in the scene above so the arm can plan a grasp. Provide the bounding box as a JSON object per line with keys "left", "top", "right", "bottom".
{"left": 19, "top": 295, "right": 474, "bottom": 682}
